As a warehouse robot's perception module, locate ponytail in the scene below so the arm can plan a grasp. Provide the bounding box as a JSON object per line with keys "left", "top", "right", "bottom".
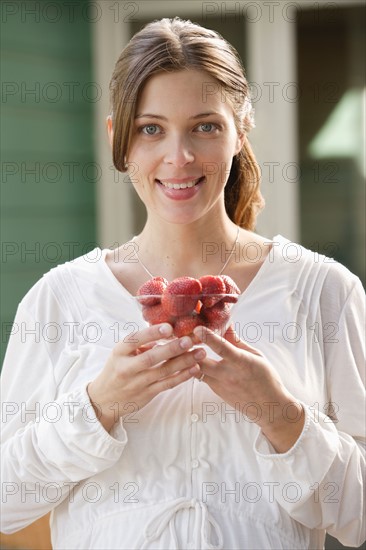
{"left": 225, "top": 136, "right": 265, "bottom": 230}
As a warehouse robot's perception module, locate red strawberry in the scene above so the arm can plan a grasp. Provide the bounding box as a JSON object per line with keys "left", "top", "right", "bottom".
{"left": 137, "top": 276, "right": 168, "bottom": 306}
{"left": 161, "top": 277, "right": 202, "bottom": 316}
{"left": 201, "top": 302, "right": 231, "bottom": 330}
{"left": 220, "top": 275, "right": 240, "bottom": 303}
{"left": 142, "top": 303, "right": 172, "bottom": 325}
{"left": 173, "top": 315, "right": 203, "bottom": 337}
{"left": 199, "top": 275, "right": 226, "bottom": 307}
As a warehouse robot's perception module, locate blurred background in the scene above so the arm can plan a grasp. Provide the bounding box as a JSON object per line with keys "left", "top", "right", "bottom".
{"left": 1, "top": 1, "right": 365, "bottom": 549}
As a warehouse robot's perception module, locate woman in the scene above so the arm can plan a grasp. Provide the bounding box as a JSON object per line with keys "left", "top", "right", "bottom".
{"left": 1, "top": 17, "right": 365, "bottom": 550}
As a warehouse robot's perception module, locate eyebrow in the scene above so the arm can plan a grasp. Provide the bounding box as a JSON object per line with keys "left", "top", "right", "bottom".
{"left": 135, "top": 112, "right": 222, "bottom": 120}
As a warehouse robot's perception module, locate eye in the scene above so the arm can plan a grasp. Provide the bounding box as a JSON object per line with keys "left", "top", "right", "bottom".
{"left": 196, "top": 123, "right": 219, "bottom": 133}
{"left": 140, "top": 124, "right": 161, "bottom": 135}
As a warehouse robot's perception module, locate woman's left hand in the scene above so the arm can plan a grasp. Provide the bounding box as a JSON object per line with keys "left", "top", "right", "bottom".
{"left": 192, "top": 325, "right": 305, "bottom": 453}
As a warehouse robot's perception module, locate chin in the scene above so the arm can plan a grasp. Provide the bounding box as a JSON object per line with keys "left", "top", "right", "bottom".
{"left": 157, "top": 210, "right": 204, "bottom": 226}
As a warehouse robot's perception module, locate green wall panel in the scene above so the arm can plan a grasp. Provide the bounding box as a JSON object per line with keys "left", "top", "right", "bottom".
{"left": 2, "top": 110, "right": 93, "bottom": 154}
{"left": 1, "top": 0, "right": 96, "bottom": 364}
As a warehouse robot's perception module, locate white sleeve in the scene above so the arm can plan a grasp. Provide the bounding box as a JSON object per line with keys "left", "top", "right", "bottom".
{"left": 254, "top": 277, "right": 366, "bottom": 547}
{"left": 0, "top": 280, "right": 128, "bottom": 534}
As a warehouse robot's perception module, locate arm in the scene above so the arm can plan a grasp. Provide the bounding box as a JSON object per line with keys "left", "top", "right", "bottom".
{"left": 0, "top": 283, "right": 127, "bottom": 534}
{"left": 253, "top": 278, "right": 365, "bottom": 547}
{"left": 1, "top": 277, "right": 203, "bottom": 534}
{"left": 192, "top": 276, "right": 365, "bottom": 547}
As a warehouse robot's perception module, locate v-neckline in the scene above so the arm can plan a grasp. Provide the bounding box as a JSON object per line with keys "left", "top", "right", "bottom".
{"left": 97, "top": 235, "right": 285, "bottom": 307}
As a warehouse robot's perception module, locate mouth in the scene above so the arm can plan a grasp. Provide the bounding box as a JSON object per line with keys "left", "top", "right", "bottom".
{"left": 156, "top": 176, "right": 205, "bottom": 189}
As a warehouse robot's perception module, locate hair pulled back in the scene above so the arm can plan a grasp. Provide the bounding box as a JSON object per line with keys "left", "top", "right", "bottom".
{"left": 109, "top": 17, "right": 264, "bottom": 230}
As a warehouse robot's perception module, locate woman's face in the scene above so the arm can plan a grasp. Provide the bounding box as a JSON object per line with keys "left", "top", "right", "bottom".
{"left": 114, "top": 68, "right": 244, "bottom": 225}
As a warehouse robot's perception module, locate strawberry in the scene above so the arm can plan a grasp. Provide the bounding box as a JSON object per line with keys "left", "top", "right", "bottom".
{"left": 201, "top": 301, "right": 231, "bottom": 330}
{"left": 173, "top": 315, "right": 203, "bottom": 337}
{"left": 137, "top": 276, "right": 168, "bottom": 306}
{"left": 142, "top": 303, "right": 172, "bottom": 325}
{"left": 220, "top": 275, "right": 240, "bottom": 303}
{"left": 199, "top": 275, "right": 226, "bottom": 307}
{"left": 161, "top": 277, "right": 202, "bottom": 316}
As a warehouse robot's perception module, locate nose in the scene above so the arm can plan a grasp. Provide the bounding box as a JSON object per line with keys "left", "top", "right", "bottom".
{"left": 163, "top": 134, "right": 195, "bottom": 167}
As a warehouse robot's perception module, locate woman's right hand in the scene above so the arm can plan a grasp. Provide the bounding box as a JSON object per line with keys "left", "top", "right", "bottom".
{"left": 87, "top": 323, "right": 206, "bottom": 432}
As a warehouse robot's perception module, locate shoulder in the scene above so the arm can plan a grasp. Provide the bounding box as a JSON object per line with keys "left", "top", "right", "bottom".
{"left": 19, "top": 247, "right": 106, "bottom": 319}
{"left": 270, "top": 234, "right": 364, "bottom": 310}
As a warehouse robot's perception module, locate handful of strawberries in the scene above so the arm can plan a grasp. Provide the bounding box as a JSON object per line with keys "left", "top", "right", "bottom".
{"left": 136, "top": 275, "right": 240, "bottom": 337}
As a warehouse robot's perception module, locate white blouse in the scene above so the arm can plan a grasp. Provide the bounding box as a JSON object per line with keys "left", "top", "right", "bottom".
{"left": 1, "top": 235, "right": 365, "bottom": 549}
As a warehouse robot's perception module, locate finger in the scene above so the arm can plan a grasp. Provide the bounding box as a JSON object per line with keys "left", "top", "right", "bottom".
{"left": 132, "top": 335, "right": 195, "bottom": 372}
{"left": 115, "top": 323, "right": 173, "bottom": 356}
{"left": 193, "top": 326, "right": 239, "bottom": 361}
{"left": 224, "top": 326, "right": 263, "bottom": 357}
{"left": 134, "top": 342, "right": 157, "bottom": 355}
{"left": 149, "top": 362, "right": 199, "bottom": 396}
{"left": 144, "top": 348, "right": 205, "bottom": 384}
{"left": 224, "top": 324, "right": 240, "bottom": 345}
{"left": 190, "top": 356, "right": 222, "bottom": 381}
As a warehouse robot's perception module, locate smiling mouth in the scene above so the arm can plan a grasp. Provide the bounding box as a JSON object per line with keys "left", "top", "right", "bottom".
{"left": 156, "top": 176, "right": 205, "bottom": 189}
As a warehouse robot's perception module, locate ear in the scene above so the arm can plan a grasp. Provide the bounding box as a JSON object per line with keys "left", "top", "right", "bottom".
{"left": 106, "top": 115, "right": 113, "bottom": 147}
{"left": 234, "top": 133, "right": 245, "bottom": 156}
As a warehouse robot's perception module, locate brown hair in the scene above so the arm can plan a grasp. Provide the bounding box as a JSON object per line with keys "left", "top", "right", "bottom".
{"left": 109, "top": 17, "right": 264, "bottom": 230}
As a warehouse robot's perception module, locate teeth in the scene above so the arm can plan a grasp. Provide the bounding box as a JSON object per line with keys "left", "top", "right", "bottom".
{"left": 159, "top": 178, "right": 201, "bottom": 189}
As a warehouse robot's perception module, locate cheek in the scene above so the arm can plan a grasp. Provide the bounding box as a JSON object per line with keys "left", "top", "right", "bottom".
{"left": 202, "top": 134, "right": 238, "bottom": 157}
{"left": 129, "top": 143, "right": 160, "bottom": 174}
{"left": 129, "top": 169, "right": 149, "bottom": 198}
{"left": 127, "top": 146, "right": 151, "bottom": 178}
{"left": 219, "top": 162, "right": 233, "bottom": 187}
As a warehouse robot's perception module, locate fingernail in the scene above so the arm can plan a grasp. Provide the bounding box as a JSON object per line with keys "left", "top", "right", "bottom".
{"left": 179, "top": 336, "right": 192, "bottom": 349}
{"left": 159, "top": 323, "right": 172, "bottom": 336}
{"left": 193, "top": 326, "right": 205, "bottom": 338}
{"left": 193, "top": 349, "right": 205, "bottom": 360}
{"left": 189, "top": 364, "right": 200, "bottom": 374}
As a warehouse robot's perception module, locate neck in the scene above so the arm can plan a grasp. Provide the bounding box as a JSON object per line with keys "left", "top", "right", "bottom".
{"left": 133, "top": 216, "right": 241, "bottom": 280}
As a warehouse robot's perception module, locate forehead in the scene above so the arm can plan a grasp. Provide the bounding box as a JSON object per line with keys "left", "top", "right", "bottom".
{"left": 136, "top": 69, "right": 230, "bottom": 115}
